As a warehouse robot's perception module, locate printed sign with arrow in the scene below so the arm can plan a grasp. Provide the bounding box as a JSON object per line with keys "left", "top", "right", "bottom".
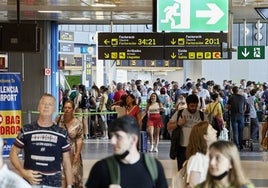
{"left": 157, "top": 0, "right": 228, "bottom": 32}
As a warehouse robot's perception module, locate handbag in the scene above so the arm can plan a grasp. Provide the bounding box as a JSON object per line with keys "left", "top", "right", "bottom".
{"left": 208, "top": 103, "right": 223, "bottom": 134}
{"left": 172, "top": 161, "right": 188, "bottom": 188}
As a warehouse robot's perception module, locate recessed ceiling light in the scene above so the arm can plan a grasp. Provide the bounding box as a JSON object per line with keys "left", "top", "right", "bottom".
{"left": 91, "top": 3, "right": 116, "bottom": 7}
{"left": 38, "top": 11, "right": 62, "bottom": 13}
{"left": 69, "top": 17, "right": 91, "bottom": 20}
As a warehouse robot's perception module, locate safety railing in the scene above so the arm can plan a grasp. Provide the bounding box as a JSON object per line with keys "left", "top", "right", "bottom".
{"left": 22, "top": 110, "right": 118, "bottom": 124}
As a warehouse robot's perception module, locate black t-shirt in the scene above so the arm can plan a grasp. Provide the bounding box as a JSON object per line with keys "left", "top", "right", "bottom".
{"left": 85, "top": 154, "right": 168, "bottom": 188}
{"left": 227, "top": 94, "right": 246, "bottom": 115}
{"left": 14, "top": 122, "right": 70, "bottom": 173}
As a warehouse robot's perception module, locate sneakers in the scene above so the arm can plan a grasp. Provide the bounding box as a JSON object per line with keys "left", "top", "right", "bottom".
{"left": 149, "top": 144, "right": 154, "bottom": 152}
{"left": 149, "top": 145, "right": 158, "bottom": 152}
{"left": 91, "top": 134, "right": 97, "bottom": 139}
{"left": 84, "top": 134, "right": 89, "bottom": 139}
{"left": 100, "top": 136, "right": 109, "bottom": 140}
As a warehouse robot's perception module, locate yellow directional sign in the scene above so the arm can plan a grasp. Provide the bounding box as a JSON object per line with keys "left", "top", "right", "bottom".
{"left": 164, "top": 33, "right": 226, "bottom": 60}
{"left": 98, "top": 33, "right": 164, "bottom": 60}
{"left": 104, "top": 53, "right": 109, "bottom": 58}
{"left": 98, "top": 32, "right": 227, "bottom": 60}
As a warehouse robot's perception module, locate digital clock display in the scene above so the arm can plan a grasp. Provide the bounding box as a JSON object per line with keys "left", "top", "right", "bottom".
{"left": 98, "top": 33, "right": 164, "bottom": 46}
{"left": 137, "top": 39, "right": 156, "bottom": 46}
{"left": 165, "top": 33, "right": 227, "bottom": 46}
{"left": 204, "top": 38, "right": 220, "bottom": 45}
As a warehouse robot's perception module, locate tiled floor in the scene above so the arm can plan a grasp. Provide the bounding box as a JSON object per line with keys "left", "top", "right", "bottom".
{"left": 4, "top": 139, "right": 268, "bottom": 188}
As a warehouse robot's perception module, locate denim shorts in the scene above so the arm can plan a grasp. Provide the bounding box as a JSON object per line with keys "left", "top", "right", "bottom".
{"left": 31, "top": 172, "right": 61, "bottom": 188}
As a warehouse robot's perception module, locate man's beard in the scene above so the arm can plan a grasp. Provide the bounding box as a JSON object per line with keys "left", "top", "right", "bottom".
{"left": 188, "top": 109, "right": 197, "bottom": 114}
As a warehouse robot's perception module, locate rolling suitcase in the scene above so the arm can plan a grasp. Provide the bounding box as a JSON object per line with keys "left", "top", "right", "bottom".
{"left": 139, "top": 131, "right": 148, "bottom": 152}
{"left": 243, "top": 122, "right": 260, "bottom": 151}
{"left": 243, "top": 124, "right": 252, "bottom": 150}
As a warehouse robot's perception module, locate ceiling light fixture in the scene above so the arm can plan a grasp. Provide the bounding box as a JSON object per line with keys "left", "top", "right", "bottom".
{"left": 38, "top": 10, "right": 62, "bottom": 13}
{"left": 69, "top": 17, "right": 91, "bottom": 20}
{"left": 91, "top": 3, "right": 116, "bottom": 7}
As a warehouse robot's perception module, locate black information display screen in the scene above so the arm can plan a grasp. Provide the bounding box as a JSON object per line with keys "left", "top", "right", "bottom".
{"left": 98, "top": 33, "right": 164, "bottom": 60}
{"left": 164, "top": 33, "right": 227, "bottom": 60}
{"left": 98, "top": 32, "right": 227, "bottom": 60}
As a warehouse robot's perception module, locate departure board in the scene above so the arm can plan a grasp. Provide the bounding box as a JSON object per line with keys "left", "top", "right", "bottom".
{"left": 98, "top": 32, "right": 227, "bottom": 60}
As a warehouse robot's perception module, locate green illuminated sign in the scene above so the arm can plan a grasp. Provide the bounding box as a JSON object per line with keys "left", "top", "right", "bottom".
{"left": 157, "top": 0, "right": 228, "bottom": 32}
{"left": 238, "top": 46, "right": 265, "bottom": 59}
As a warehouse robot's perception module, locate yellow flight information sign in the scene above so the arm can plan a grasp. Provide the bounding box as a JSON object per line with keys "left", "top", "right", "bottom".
{"left": 98, "top": 33, "right": 164, "bottom": 60}
{"left": 98, "top": 32, "right": 227, "bottom": 60}
{"left": 164, "top": 32, "right": 227, "bottom": 60}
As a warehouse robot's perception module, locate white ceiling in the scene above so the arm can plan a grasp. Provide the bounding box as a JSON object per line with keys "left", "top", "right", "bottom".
{"left": 0, "top": 0, "right": 268, "bottom": 24}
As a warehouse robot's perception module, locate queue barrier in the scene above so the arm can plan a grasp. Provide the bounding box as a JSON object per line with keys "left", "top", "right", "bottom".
{"left": 23, "top": 110, "right": 118, "bottom": 124}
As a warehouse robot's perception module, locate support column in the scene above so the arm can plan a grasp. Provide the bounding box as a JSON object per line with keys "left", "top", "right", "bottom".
{"left": 51, "top": 21, "right": 59, "bottom": 111}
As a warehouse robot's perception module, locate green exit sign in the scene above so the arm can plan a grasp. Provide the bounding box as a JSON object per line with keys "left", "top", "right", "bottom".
{"left": 156, "top": 0, "right": 228, "bottom": 32}
{"left": 238, "top": 46, "right": 265, "bottom": 59}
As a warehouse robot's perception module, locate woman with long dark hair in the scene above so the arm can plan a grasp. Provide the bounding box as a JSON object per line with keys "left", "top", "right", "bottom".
{"left": 55, "top": 100, "right": 84, "bottom": 188}
{"left": 145, "top": 92, "right": 164, "bottom": 152}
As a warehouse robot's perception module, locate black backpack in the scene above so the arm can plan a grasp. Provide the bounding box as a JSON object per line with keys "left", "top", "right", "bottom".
{"left": 106, "top": 97, "right": 113, "bottom": 111}
{"left": 79, "top": 94, "right": 90, "bottom": 109}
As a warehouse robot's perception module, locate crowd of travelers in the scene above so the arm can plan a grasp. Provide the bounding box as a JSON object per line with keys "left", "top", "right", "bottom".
{"left": 7, "top": 92, "right": 257, "bottom": 188}
{"left": 6, "top": 75, "right": 268, "bottom": 187}
{"left": 59, "top": 77, "right": 268, "bottom": 145}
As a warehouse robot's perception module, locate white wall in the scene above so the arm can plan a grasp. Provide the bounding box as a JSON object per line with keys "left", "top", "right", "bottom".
{"left": 126, "top": 70, "right": 184, "bottom": 87}
{"left": 180, "top": 46, "right": 268, "bottom": 86}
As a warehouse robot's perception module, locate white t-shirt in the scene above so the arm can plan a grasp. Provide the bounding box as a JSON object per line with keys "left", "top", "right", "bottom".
{"left": 170, "top": 109, "right": 207, "bottom": 146}
{"left": 186, "top": 152, "right": 209, "bottom": 184}
{"left": 197, "top": 89, "right": 210, "bottom": 100}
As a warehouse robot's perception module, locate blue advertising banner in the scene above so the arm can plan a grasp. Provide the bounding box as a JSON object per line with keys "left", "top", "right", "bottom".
{"left": 0, "top": 73, "right": 21, "bottom": 156}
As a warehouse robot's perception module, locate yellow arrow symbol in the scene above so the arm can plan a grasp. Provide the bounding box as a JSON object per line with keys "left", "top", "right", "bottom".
{"left": 171, "top": 38, "right": 176, "bottom": 45}
{"left": 171, "top": 52, "right": 176, "bottom": 59}
{"left": 104, "top": 39, "right": 110, "bottom": 45}
{"left": 104, "top": 53, "right": 109, "bottom": 58}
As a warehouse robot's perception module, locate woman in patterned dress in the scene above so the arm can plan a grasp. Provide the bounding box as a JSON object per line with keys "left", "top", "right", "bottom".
{"left": 56, "top": 99, "right": 84, "bottom": 188}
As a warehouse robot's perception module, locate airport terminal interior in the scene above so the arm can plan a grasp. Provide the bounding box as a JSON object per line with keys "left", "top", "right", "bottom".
{"left": 1, "top": 0, "right": 268, "bottom": 188}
